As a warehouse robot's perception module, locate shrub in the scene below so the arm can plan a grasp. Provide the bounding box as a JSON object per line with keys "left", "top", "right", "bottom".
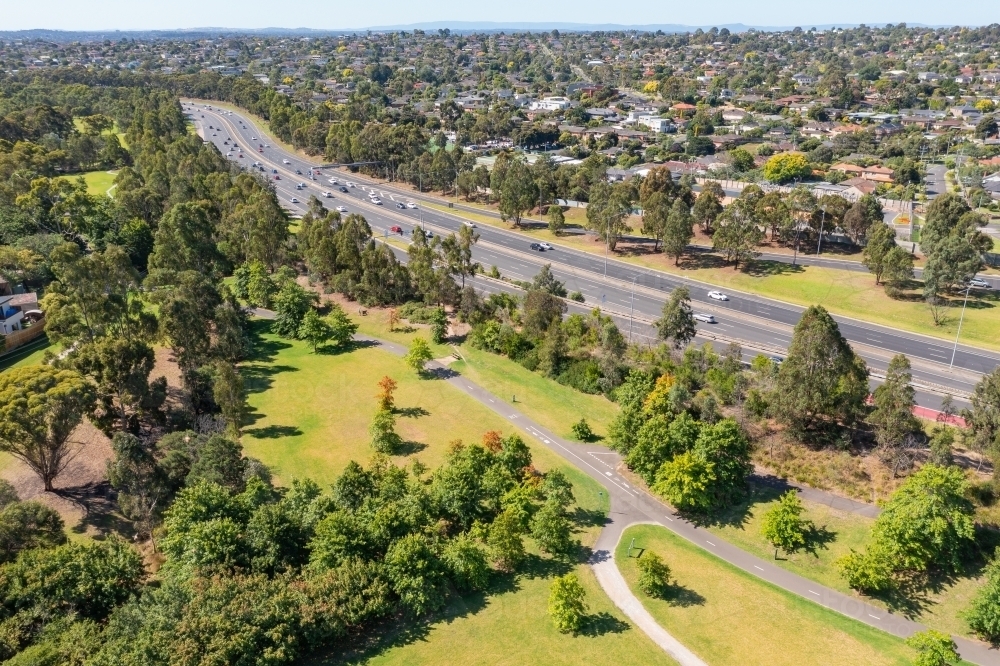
{"left": 571, "top": 419, "right": 594, "bottom": 442}
{"left": 637, "top": 552, "right": 672, "bottom": 598}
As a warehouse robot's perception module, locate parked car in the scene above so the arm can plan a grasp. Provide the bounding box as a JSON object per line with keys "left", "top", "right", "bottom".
{"left": 693, "top": 313, "right": 716, "bottom": 323}
{"left": 708, "top": 291, "right": 729, "bottom": 301}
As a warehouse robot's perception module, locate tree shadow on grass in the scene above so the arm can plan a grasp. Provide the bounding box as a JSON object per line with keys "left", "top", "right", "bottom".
{"left": 57, "top": 481, "right": 134, "bottom": 539}
{"left": 691, "top": 482, "right": 785, "bottom": 529}
{"left": 396, "top": 406, "right": 430, "bottom": 418}
{"left": 742, "top": 259, "right": 806, "bottom": 278}
{"left": 663, "top": 583, "right": 707, "bottom": 608}
{"left": 422, "top": 366, "right": 458, "bottom": 380}
{"left": 243, "top": 424, "right": 304, "bottom": 439}
{"left": 317, "top": 339, "right": 380, "bottom": 356}
{"left": 579, "top": 612, "right": 630, "bottom": 637}
{"left": 800, "top": 523, "right": 836, "bottom": 557}
{"left": 394, "top": 440, "right": 428, "bottom": 456}
{"left": 569, "top": 506, "right": 608, "bottom": 529}
{"left": 241, "top": 363, "right": 299, "bottom": 394}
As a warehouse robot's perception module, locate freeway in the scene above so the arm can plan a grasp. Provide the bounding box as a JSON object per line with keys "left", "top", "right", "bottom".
{"left": 185, "top": 101, "right": 996, "bottom": 408}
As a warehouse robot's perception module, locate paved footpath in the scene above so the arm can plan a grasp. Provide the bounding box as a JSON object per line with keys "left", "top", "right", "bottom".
{"left": 345, "top": 331, "right": 998, "bottom": 665}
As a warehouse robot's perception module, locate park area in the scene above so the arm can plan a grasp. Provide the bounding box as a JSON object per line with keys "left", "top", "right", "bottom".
{"left": 615, "top": 524, "right": 950, "bottom": 666}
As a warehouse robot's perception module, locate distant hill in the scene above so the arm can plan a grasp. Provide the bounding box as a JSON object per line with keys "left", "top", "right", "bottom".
{"left": 0, "top": 22, "right": 942, "bottom": 43}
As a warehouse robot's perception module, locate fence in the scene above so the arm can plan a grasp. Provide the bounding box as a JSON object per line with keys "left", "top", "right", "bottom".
{"left": 2, "top": 317, "right": 46, "bottom": 353}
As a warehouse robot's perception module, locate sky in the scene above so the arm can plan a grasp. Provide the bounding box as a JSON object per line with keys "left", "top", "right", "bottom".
{"left": 1, "top": 0, "right": 997, "bottom": 32}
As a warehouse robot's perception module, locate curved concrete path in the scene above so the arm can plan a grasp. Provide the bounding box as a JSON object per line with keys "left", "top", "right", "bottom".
{"left": 255, "top": 317, "right": 998, "bottom": 666}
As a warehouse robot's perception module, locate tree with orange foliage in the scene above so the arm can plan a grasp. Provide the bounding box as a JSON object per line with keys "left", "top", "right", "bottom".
{"left": 482, "top": 430, "right": 503, "bottom": 452}
{"left": 376, "top": 376, "right": 398, "bottom": 412}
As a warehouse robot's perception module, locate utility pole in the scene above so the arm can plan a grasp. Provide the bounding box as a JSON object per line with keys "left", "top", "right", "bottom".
{"left": 815, "top": 205, "right": 827, "bottom": 256}
{"left": 949, "top": 283, "right": 973, "bottom": 369}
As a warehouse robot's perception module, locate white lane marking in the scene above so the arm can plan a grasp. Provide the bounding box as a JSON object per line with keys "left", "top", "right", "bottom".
{"left": 705, "top": 541, "right": 716, "bottom": 547}
{"left": 754, "top": 565, "right": 764, "bottom": 571}
{"left": 808, "top": 590, "right": 821, "bottom": 596}
{"left": 605, "top": 472, "right": 613, "bottom": 477}
{"left": 868, "top": 613, "right": 881, "bottom": 620}
{"left": 664, "top": 515, "right": 674, "bottom": 522}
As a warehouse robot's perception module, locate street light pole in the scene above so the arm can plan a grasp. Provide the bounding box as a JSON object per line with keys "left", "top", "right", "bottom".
{"left": 949, "top": 283, "right": 973, "bottom": 369}
{"left": 628, "top": 274, "right": 639, "bottom": 343}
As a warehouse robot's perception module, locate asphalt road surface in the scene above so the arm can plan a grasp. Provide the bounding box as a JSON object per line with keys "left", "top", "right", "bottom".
{"left": 185, "top": 101, "right": 997, "bottom": 409}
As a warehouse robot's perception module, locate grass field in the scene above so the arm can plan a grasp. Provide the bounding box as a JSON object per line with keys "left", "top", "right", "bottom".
{"left": 0, "top": 337, "right": 59, "bottom": 372}
{"left": 241, "top": 317, "right": 675, "bottom": 665}
{"left": 241, "top": 320, "right": 509, "bottom": 484}
{"left": 616, "top": 524, "right": 927, "bottom": 666}
{"left": 60, "top": 169, "right": 119, "bottom": 196}
{"left": 704, "top": 486, "right": 986, "bottom": 638}
{"left": 452, "top": 346, "right": 620, "bottom": 442}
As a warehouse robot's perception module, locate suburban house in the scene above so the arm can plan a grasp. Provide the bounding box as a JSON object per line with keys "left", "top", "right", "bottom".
{"left": 831, "top": 163, "right": 895, "bottom": 183}
{"left": 841, "top": 177, "right": 879, "bottom": 198}
{"left": 0, "top": 295, "right": 24, "bottom": 335}
{"left": 529, "top": 96, "right": 571, "bottom": 112}
{"left": 635, "top": 116, "right": 674, "bottom": 133}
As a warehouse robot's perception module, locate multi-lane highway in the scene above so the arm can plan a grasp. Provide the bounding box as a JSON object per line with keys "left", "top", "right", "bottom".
{"left": 184, "top": 100, "right": 998, "bottom": 409}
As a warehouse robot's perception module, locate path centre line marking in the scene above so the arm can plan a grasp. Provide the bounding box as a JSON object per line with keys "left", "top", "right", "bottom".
{"left": 705, "top": 541, "right": 716, "bottom": 547}
{"left": 868, "top": 614, "right": 881, "bottom": 620}
{"left": 754, "top": 565, "right": 764, "bottom": 571}
{"left": 809, "top": 590, "right": 821, "bottom": 596}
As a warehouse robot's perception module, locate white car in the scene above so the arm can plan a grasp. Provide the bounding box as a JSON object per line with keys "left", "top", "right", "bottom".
{"left": 322, "top": 191, "right": 332, "bottom": 198}
{"left": 538, "top": 242, "right": 553, "bottom": 250}
{"left": 289, "top": 197, "right": 300, "bottom": 204}
{"left": 968, "top": 277, "right": 991, "bottom": 289}
{"left": 406, "top": 202, "right": 418, "bottom": 209}
{"left": 282, "top": 159, "right": 291, "bottom": 165}
{"left": 251, "top": 136, "right": 256, "bottom": 140}
{"left": 328, "top": 178, "right": 339, "bottom": 184}
{"left": 708, "top": 290, "right": 729, "bottom": 301}
{"left": 693, "top": 313, "right": 717, "bottom": 324}
{"left": 372, "top": 198, "right": 383, "bottom": 205}
{"left": 462, "top": 220, "right": 477, "bottom": 228}
{"left": 347, "top": 181, "right": 356, "bottom": 188}
{"left": 336, "top": 205, "right": 348, "bottom": 213}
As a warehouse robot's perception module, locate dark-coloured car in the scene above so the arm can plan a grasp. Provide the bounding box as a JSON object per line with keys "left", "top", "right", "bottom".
{"left": 529, "top": 243, "right": 545, "bottom": 251}
{"left": 395, "top": 202, "right": 406, "bottom": 209}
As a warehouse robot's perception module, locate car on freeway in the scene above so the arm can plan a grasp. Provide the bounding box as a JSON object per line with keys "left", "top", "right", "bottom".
{"left": 693, "top": 313, "right": 717, "bottom": 324}
{"left": 272, "top": 168, "right": 278, "bottom": 174}
{"left": 238, "top": 154, "right": 244, "bottom": 158}
{"left": 273, "top": 175, "right": 280, "bottom": 180}
{"left": 968, "top": 277, "right": 991, "bottom": 289}
{"left": 264, "top": 144, "right": 270, "bottom": 148}
{"left": 708, "top": 291, "right": 729, "bottom": 301}
{"left": 769, "top": 356, "right": 784, "bottom": 365}
{"left": 338, "top": 186, "right": 348, "bottom": 193}
{"left": 295, "top": 185, "right": 303, "bottom": 190}
{"left": 463, "top": 221, "right": 477, "bottom": 228}
{"left": 290, "top": 197, "right": 299, "bottom": 204}
{"left": 347, "top": 182, "right": 356, "bottom": 188}
{"left": 282, "top": 159, "right": 291, "bottom": 165}
{"left": 295, "top": 169, "right": 302, "bottom": 175}
{"left": 322, "top": 191, "right": 332, "bottom": 198}
{"left": 251, "top": 137, "right": 256, "bottom": 140}
{"left": 223, "top": 140, "right": 229, "bottom": 145}
{"left": 226, "top": 151, "right": 233, "bottom": 157}
{"left": 329, "top": 178, "right": 339, "bottom": 184}
{"left": 395, "top": 202, "right": 406, "bottom": 209}
{"left": 529, "top": 243, "right": 545, "bottom": 251}
{"left": 538, "top": 241, "right": 552, "bottom": 250}
{"left": 390, "top": 226, "right": 403, "bottom": 234}
{"left": 208, "top": 125, "right": 213, "bottom": 129}
{"left": 406, "top": 202, "right": 418, "bottom": 209}
{"left": 373, "top": 198, "right": 383, "bottom": 205}
{"left": 336, "top": 206, "right": 348, "bottom": 213}
{"left": 258, "top": 148, "right": 264, "bottom": 152}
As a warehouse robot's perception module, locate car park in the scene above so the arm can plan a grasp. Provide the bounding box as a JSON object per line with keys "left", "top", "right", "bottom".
{"left": 708, "top": 291, "right": 729, "bottom": 301}
{"left": 693, "top": 313, "right": 717, "bottom": 323}
{"left": 336, "top": 206, "right": 348, "bottom": 213}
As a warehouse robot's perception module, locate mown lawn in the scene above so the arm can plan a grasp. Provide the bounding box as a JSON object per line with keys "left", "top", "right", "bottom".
{"left": 240, "top": 320, "right": 508, "bottom": 485}
{"left": 704, "top": 486, "right": 987, "bottom": 638}
{"left": 60, "top": 169, "right": 118, "bottom": 196}
{"left": 616, "top": 524, "right": 925, "bottom": 666}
